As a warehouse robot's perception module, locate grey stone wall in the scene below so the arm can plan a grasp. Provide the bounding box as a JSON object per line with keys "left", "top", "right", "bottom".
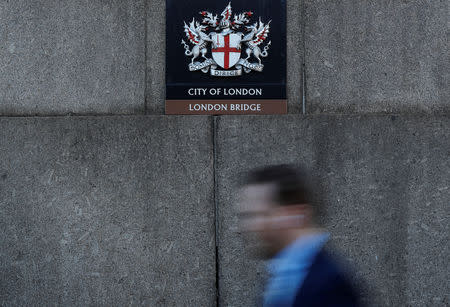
{"left": 304, "top": 0, "right": 449, "bottom": 114}
{"left": 0, "top": 116, "right": 216, "bottom": 306}
{"left": 0, "top": 0, "right": 306, "bottom": 115}
{"left": 215, "top": 115, "right": 449, "bottom": 306}
{"left": 0, "top": 0, "right": 449, "bottom": 306}
{"left": 1, "top": 0, "right": 447, "bottom": 115}
{"left": 0, "top": 0, "right": 146, "bottom": 115}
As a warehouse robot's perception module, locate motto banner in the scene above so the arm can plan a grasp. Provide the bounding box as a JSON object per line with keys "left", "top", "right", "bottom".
{"left": 166, "top": 0, "right": 287, "bottom": 115}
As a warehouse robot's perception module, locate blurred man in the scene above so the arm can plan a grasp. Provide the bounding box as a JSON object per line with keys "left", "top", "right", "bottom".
{"left": 238, "top": 165, "right": 362, "bottom": 307}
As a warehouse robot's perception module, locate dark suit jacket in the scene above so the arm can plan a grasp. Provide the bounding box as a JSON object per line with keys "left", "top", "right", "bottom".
{"left": 292, "top": 249, "right": 362, "bottom": 307}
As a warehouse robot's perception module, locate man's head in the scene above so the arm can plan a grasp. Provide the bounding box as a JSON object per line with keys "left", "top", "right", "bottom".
{"left": 238, "top": 164, "right": 321, "bottom": 258}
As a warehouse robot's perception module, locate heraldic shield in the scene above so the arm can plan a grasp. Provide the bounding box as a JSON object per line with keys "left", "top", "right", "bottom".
{"left": 211, "top": 33, "right": 241, "bottom": 70}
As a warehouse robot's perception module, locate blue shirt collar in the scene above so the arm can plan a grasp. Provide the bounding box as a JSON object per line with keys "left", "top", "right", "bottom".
{"left": 268, "top": 232, "right": 330, "bottom": 275}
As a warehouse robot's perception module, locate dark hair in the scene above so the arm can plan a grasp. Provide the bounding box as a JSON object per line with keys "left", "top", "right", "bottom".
{"left": 244, "top": 164, "right": 322, "bottom": 215}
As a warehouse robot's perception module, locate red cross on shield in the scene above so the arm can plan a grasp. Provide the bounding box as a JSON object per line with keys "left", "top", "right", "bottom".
{"left": 211, "top": 33, "right": 241, "bottom": 70}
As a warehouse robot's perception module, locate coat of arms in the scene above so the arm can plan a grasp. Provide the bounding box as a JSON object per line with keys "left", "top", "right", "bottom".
{"left": 181, "top": 2, "right": 271, "bottom": 77}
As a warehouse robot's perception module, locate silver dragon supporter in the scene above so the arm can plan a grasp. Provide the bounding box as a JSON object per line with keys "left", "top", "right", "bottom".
{"left": 181, "top": 2, "right": 272, "bottom": 77}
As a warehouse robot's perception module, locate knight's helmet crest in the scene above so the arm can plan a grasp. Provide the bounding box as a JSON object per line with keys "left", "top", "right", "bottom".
{"left": 219, "top": 2, "right": 232, "bottom": 29}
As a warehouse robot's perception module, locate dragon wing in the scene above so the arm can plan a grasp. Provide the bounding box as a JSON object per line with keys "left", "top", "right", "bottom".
{"left": 251, "top": 20, "right": 271, "bottom": 46}
{"left": 184, "top": 20, "right": 200, "bottom": 45}
{"left": 242, "top": 30, "right": 255, "bottom": 42}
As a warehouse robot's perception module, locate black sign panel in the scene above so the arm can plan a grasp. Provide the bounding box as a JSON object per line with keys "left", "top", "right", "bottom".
{"left": 166, "top": 0, "right": 286, "bottom": 114}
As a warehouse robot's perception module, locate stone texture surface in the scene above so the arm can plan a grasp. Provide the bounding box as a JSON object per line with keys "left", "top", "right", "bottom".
{"left": 286, "top": 0, "right": 304, "bottom": 113}
{"left": 404, "top": 128, "right": 450, "bottom": 306}
{"left": 0, "top": 0, "right": 146, "bottom": 115}
{"left": 305, "top": 0, "right": 449, "bottom": 114}
{"left": 0, "top": 116, "right": 216, "bottom": 306}
{"left": 215, "top": 115, "right": 449, "bottom": 306}
{"left": 146, "top": 0, "right": 165, "bottom": 114}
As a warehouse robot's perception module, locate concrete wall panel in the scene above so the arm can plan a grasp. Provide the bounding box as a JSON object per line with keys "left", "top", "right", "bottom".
{"left": 305, "top": 0, "right": 449, "bottom": 113}
{"left": 0, "top": 116, "right": 216, "bottom": 306}
{"left": 404, "top": 127, "right": 450, "bottom": 306}
{"left": 286, "top": 0, "right": 304, "bottom": 113}
{"left": 0, "top": 1, "right": 146, "bottom": 115}
{"left": 146, "top": 0, "right": 165, "bottom": 114}
{"left": 215, "top": 115, "right": 449, "bottom": 306}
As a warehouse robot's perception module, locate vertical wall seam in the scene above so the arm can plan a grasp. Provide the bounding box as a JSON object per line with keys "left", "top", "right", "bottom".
{"left": 212, "top": 116, "right": 220, "bottom": 307}
{"left": 301, "top": 0, "right": 307, "bottom": 115}
{"left": 144, "top": 0, "right": 149, "bottom": 114}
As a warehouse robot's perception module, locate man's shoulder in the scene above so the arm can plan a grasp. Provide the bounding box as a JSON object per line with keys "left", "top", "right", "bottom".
{"left": 293, "top": 249, "right": 363, "bottom": 307}
{"left": 301, "top": 249, "right": 352, "bottom": 291}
